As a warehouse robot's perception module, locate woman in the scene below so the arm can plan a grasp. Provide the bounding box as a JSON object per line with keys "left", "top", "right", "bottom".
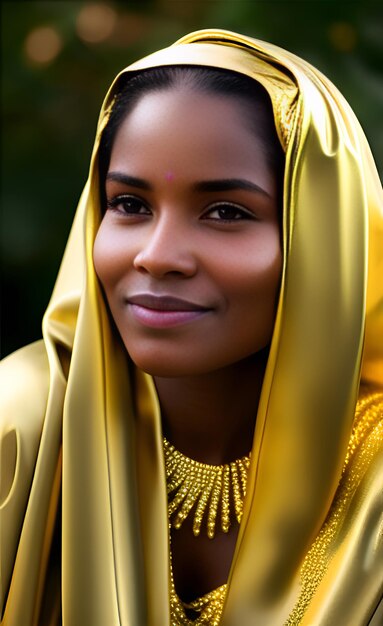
{"left": 1, "top": 29, "right": 382, "bottom": 626}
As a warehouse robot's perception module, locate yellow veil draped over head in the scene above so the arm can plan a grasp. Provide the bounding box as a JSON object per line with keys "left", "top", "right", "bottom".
{"left": 1, "top": 29, "right": 382, "bottom": 626}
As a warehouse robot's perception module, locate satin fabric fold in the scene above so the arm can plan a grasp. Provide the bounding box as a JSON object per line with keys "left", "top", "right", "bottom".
{"left": 1, "top": 29, "right": 382, "bottom": 625}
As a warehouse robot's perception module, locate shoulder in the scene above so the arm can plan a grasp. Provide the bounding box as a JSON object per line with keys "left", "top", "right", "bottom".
{"left": 0, "top": 338, "right": 50, "bottom": 388}
{"left": 1, "top": 339, "right": 50, "bottom": 506}
{"left": 345, "top": 383, "right": 383, "bottom": 468}
{"left": 0, "top": 341, "right": 50, "bottom": 615}
{"left": 339, "top": 384, "right": 383, "bottom": 519}
{"left": 1, "top": 339, "right": 50, "bottom": 431}
{"left": 289, "top": 386, "right": 383, "bottom": 624}
{"left": 326, "top": 385, "right": 383, "bottom": 620}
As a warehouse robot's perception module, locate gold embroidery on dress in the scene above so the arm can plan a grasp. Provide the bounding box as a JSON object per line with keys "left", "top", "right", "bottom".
{"left": 167, "top": 391, "right": 382, "bottom": 624}
{"left": 275, "top": 92, "right": 299, "bottom": 150}
{"left": 285, "top": 390, "right": 383, "bottom": 624}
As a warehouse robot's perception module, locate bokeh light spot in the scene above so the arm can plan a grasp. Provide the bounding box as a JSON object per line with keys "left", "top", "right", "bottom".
{"left": 328, "top": 22, "right": 357, "bottom": 52}
{"left": 76, "top": 3, "right": 117, "bottom": 44}
{"left": 24, "top": 26, "right": 63, "bottom": 65}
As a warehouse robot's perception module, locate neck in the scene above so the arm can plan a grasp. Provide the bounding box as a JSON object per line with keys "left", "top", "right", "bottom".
{"left": 154, "top": 350, "right": 268, "bottom": 465}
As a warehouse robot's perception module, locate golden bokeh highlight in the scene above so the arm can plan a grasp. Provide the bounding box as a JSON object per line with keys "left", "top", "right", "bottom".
{"left": 328, "top": 22, "right": 357, "bottom": 52}
{"left": 76, "top": 3, "right": 117, "bottom": 44}
{"left": 24, "top": 26, "right": 63, "bottom": 65}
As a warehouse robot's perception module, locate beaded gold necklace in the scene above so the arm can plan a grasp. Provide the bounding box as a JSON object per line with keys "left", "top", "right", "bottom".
{"left": 169, "top": 566, "right": 227, "bottom": 626}
{"left": 165, "top": 438, "right": 251, "bottom": 624}
{"left": 163, "top": 437, "right": 251, "bottom": 538}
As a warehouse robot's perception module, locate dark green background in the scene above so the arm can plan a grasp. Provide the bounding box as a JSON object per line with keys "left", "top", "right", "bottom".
{"left": 2, "top": 0, "right": 382, "bottom": 357}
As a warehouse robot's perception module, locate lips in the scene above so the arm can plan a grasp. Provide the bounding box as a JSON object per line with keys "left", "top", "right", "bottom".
{"left": 126, "top": 294, "right": 209, "bottom": 312}
{"left": 125, "top": 294, "right": 211, "bottom": 329}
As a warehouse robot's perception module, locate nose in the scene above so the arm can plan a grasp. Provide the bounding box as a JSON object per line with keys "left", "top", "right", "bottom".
{"left": 133, "top": 215, "right": 197, "bottom": 278}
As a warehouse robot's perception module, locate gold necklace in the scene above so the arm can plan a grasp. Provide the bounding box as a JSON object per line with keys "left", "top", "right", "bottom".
{"left": 164, "top": 437, "right": 251, "bottom": 539}
{"left": 168, "top": 521, "right": 227, "bottom": 625}
{"left": 170, "top": 574, "right": 227, "bottom": 626}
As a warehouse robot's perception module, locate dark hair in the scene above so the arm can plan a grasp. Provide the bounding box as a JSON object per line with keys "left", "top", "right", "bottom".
{"left": 98, "top": 66, "right": 284, "bottom": 208}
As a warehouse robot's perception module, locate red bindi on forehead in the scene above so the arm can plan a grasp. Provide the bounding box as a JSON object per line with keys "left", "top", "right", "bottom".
{"left": 165, "top": 171, "right": 175, "bottom": 182}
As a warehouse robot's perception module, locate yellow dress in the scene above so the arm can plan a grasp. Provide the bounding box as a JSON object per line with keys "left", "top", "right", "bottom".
{"left": 1, "top": 29, "right": 382, "bottom": 625}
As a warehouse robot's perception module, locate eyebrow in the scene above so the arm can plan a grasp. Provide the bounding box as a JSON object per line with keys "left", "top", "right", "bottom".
{"left": 106, "top": 172, "right": 152, "bottom": 190}
{"left": 106, "top": 172, "right": 271, "bottom": 198}
{"left": 193, "top": 178, "right": 271, "bottom": 198}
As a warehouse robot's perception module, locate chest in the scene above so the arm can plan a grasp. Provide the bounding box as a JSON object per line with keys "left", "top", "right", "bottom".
{"left": 170, "top": 516, "right": 239, "bottom": 602}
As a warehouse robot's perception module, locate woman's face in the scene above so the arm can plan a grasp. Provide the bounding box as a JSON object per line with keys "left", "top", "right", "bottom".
{"left": 93, "top": 88, "right": 282, "bottom": 377}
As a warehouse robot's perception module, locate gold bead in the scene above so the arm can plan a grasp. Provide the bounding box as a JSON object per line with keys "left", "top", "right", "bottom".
{"left": 164, "top": 437, "right": 251, "bottom": 539}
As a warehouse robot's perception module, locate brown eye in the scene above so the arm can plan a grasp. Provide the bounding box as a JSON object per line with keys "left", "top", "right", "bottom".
{"left": 107, "top": 194, "right": 151, "bottom": 215}
{"left": 203, "top": 202, "right": 254, "bottom": 222}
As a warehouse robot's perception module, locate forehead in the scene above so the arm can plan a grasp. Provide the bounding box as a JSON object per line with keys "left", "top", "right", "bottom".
{"left": 109, "top": 89, "right": 276, "bottom": 190}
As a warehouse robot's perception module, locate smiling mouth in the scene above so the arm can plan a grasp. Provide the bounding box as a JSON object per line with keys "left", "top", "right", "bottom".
{"left": 126, "top": 294, "right": 211, "bottom": 328}
{"left": 127, "top": 294, "right": 209, "bottom": 312}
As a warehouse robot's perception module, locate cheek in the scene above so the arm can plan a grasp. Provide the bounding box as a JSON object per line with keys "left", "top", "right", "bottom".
{"left": 93, "top": 226, "right": 111, "bottom": 287}
{"left": 219, "top": 237, "right": 282, "bottom": 351}
{"left": 222, "top": 236, "right": 282, "bottom": 308}
{"left": 93, "top": 222, "right": 127, "bottom": 291}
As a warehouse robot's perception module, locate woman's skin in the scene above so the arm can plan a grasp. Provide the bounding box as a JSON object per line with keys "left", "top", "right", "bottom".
{"left": 93, "top": 87, "right": 282, "bottom": 600}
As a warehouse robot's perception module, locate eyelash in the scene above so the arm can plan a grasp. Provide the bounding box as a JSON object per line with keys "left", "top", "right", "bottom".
{"left": 106, "top": 195, "right": 150, "bottom": 216}
{"left": 106, "top": 195, "right": 255, "bottom": 223}
{"left": 202, "top": 202, "right": 255, "bottom": 222}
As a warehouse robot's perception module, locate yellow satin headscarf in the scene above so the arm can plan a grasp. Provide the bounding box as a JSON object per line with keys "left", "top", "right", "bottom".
{"left": 1, "top": 29, "right": 382, "bottom": 625}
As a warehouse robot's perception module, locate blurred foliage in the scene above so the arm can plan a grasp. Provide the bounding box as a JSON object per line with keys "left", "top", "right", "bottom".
{"left": 1, "top": 0, "right": 382, "bottom": 356}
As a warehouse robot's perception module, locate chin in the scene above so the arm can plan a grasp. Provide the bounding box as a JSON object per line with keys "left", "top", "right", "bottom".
{"left": 123, "top": 344, "right": 201, "bottom": 377}
{"left": 123, "top": 344, "right": 186, "bottom": 377}
{"left": 128, "top": 356, "right": 193, "bottom": 378}
{"left": 124, "top": 344, "right": 267, "bottom": 379}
